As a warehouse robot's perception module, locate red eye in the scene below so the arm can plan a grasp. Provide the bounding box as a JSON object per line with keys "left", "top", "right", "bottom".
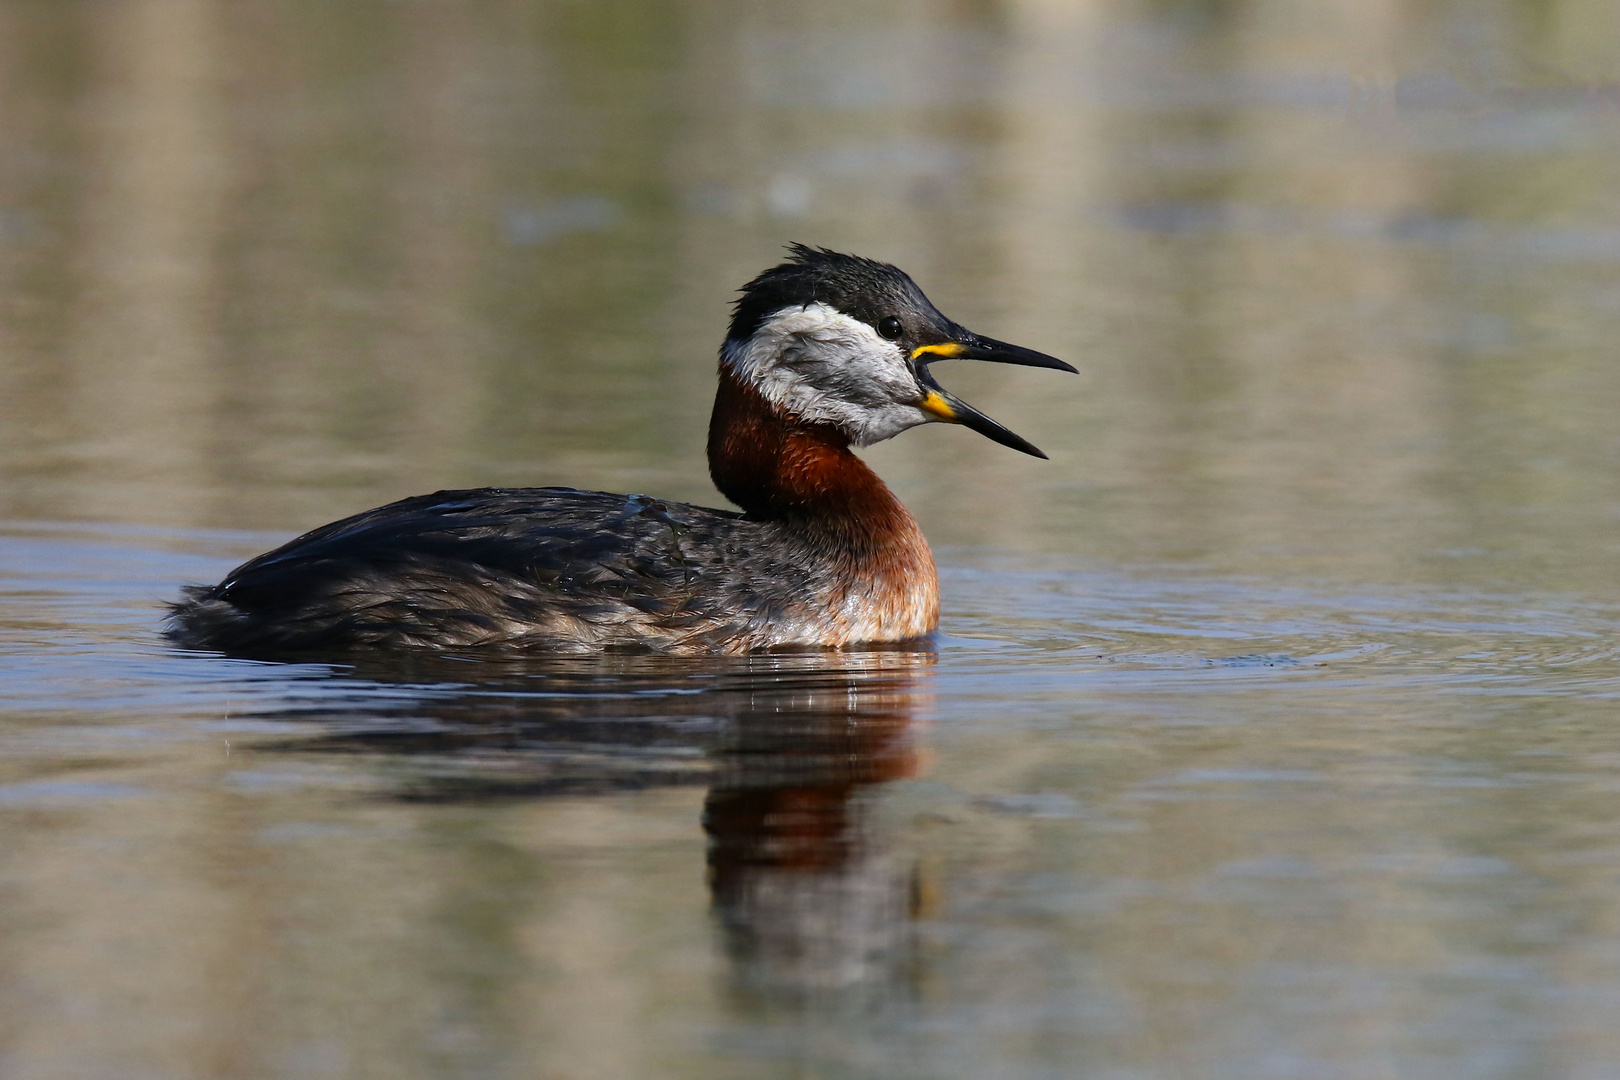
{"left": 878, "top": 316, "right": 904, "bottom": 340}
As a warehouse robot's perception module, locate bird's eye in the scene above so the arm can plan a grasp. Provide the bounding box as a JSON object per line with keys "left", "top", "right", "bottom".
{"left": 877, "top": 316, "right": 904, "bottom": 340}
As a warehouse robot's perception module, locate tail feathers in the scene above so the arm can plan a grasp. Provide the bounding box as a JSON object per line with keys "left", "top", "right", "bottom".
{"left": 163, "top": 586, "right": 248, "bottom": 651}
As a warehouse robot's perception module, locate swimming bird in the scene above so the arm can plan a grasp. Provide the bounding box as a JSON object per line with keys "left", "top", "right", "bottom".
{"left": 166, "top": 246, "right": 1073, "bottom": 656}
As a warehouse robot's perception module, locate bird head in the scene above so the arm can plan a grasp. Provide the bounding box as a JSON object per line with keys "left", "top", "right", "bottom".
{"left": 721, "top": 245, "right": 1075, "bottom": 458}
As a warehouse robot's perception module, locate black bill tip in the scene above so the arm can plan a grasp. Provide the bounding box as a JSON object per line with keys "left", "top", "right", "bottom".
{"left": 956, "top": 334, "right": 1077, "bottom": 374}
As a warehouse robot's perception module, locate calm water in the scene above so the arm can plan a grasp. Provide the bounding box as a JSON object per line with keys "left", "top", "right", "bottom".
{"left": 4, "top": 1, "right": 1620, "bottom": 1077}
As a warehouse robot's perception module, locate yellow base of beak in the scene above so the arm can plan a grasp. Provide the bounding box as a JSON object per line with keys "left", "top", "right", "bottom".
{"left": 919, "top": 391, "right": 958, "bottom": 421}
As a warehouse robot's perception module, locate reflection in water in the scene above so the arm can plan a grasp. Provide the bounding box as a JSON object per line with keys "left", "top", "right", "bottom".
{"left": 705, "top": 654, "right": 925, "bottom": 999}
{"left": 251, "top": 647, "right": 933, "bottom": 1001}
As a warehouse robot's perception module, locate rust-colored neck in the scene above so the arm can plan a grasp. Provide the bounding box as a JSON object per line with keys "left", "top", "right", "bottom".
{"left": 707, "top": 368, "right": 940, "bottom": 641}
{"left": 708, "top": 370, "right": 906, "bottom": 531}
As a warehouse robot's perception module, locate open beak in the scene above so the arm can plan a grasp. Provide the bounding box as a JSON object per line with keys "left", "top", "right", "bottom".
{"left": 911, "top": 335, "right": 1077, "bottom": 458}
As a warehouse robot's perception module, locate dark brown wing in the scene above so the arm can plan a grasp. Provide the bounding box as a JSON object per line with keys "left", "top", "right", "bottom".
{"left": 165, "top": 487, "right": 791, "bottom": 655}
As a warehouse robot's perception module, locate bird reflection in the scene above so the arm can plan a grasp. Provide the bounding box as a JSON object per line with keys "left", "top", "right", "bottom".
{"left": 704, "top": 654, "right": 927, "bottom": 997}
{"left": 248, "top": 646, "right": 934, "bottom": 997}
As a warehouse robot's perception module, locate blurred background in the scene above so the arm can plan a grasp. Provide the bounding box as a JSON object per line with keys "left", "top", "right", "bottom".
{"left": 4, "top": 1, "right": 1620, "bottom": 1078}
{"left": 3, "top": 0, "right": 1618, "bottom": 586}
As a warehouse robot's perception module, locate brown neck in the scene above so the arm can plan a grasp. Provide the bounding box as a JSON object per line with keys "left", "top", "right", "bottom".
{"left": 707, "top": 370, "right": 906, "bottom": 534}
{"left": 707, "top": 368, "right": 940, "bottom": 640}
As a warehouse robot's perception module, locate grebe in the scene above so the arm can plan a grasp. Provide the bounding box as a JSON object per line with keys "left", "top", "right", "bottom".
{"left": 166, "top": 246, "right": 1073, "bottom": 656}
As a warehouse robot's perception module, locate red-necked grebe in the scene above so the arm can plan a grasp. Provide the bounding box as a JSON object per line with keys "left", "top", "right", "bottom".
{"left": 166, "top": 246, "right": 1074, "bottom": 655}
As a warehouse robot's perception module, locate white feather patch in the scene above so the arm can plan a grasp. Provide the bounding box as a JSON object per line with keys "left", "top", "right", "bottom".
{"left": 722, "top": 302, "right": 932, "bottom": 446}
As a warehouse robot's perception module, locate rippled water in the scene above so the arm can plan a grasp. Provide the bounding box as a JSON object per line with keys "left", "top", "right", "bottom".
{"left": 7, "top": 521, "right": 1620, "bottom": 1078}
{"left": 5, "top": 1, "right": 1620, "bottom": 1077}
